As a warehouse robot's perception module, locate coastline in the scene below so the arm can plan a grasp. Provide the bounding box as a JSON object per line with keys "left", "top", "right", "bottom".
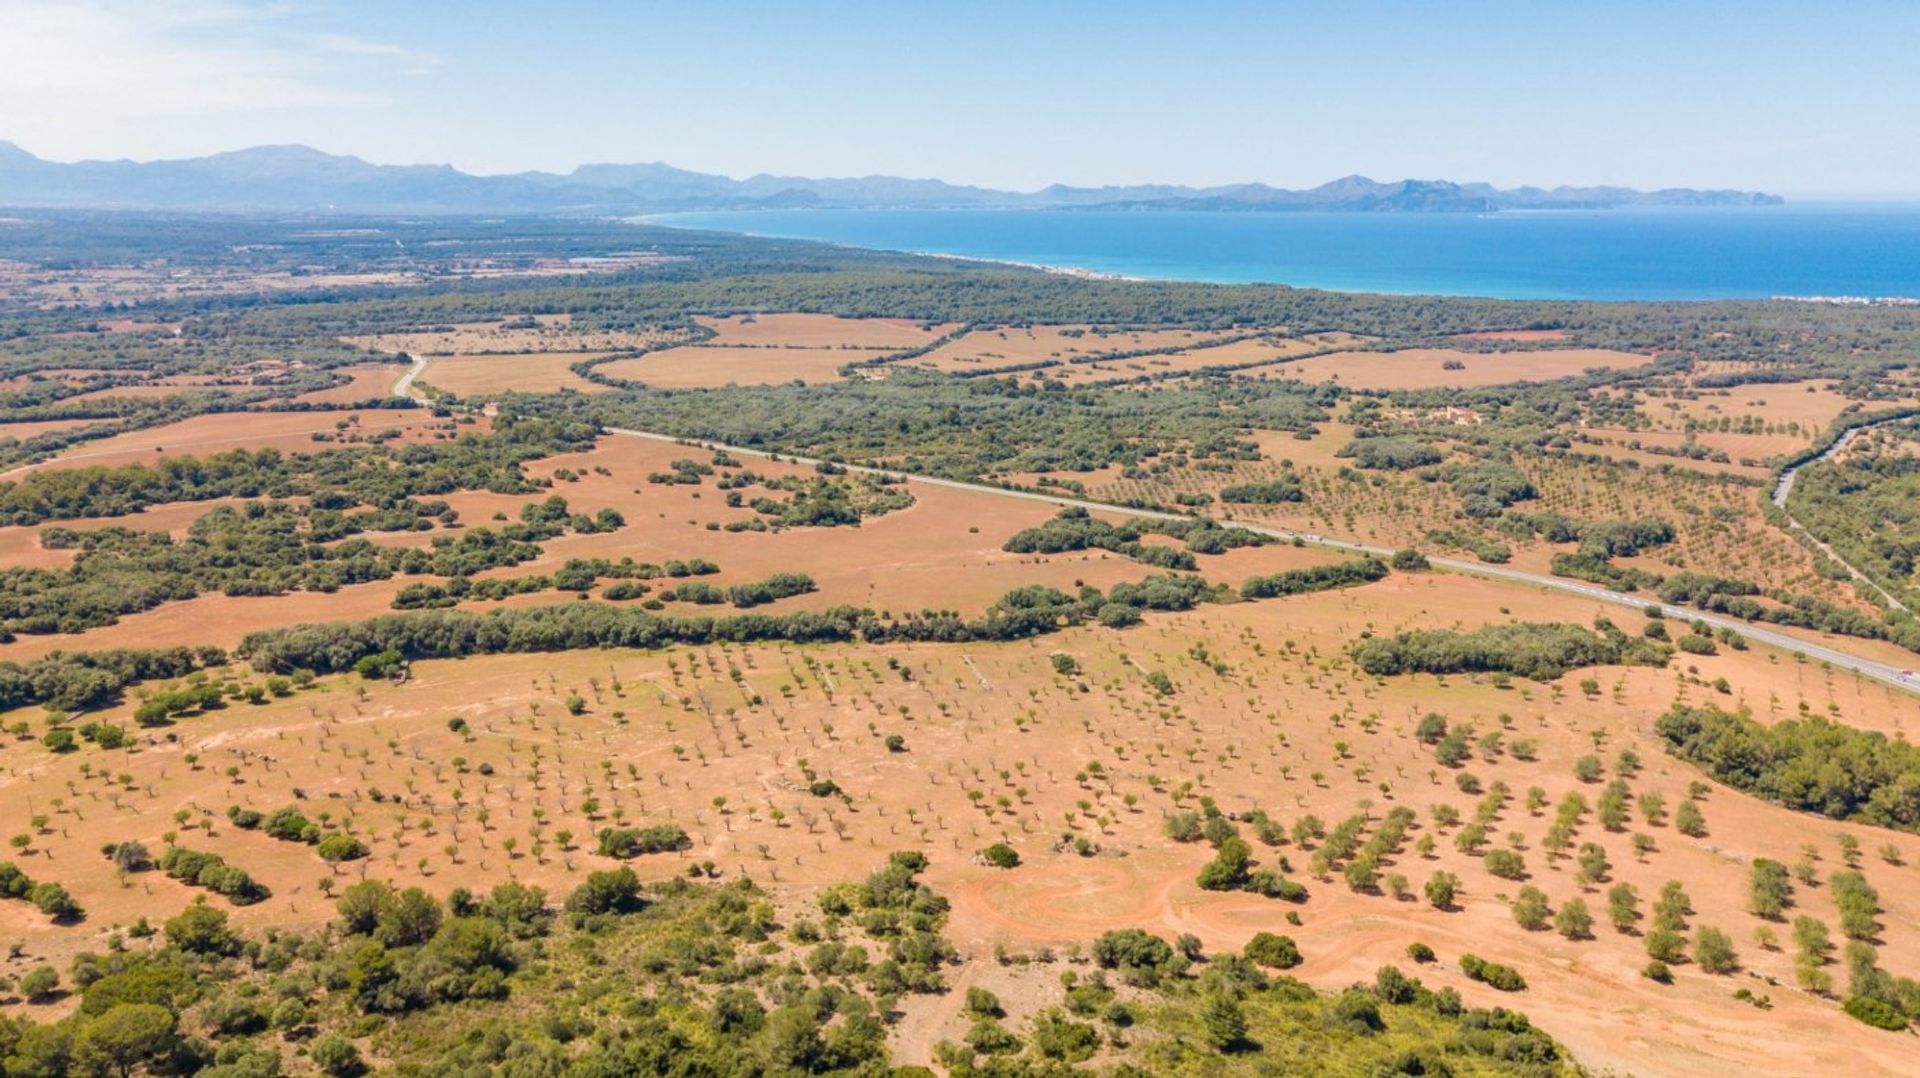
{"left": 640, "top": 206, "right": 1920, "bottom": 302}
{"left": 636, "top": 215, "right": 1149, "bottom": 283}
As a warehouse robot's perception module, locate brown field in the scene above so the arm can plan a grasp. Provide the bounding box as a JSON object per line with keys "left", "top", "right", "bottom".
{"left": 1643, "top": 380, "right": 1905, "bottom": 439}
{"left": 1451, "top": 329, "right": 1573, "bottom": 343}
{"left": 907, "top": 325, "right": 1243, "bottom": 375}
{"left": 416, "top": 352, "right": 611, "bottom": 397}
{"left": 696, "top": 313, "right": 958, "bottom": 349}
{"left": 344, "top": 317, "right": 682, "bottom": 357}
{"left": 294, "top": 362, "right": 413, "bottom": 403}
{"left": 0, "top": 418, "right": 102, "bottom": 443}
{"left": 1244, "top": 347, "right": 1654, "bottom": 390}
{"left": 9, "top": 408, "right": 469, "bottom": 475}
{"left": 1034, "top": 335, "right": 1332, "bottom": 386}
{"left": 595, "top": 345, "right": 858, "bottom": 388}
{"left": 1567, "top": 428, "right": 1805, "bottom": 478}
{"left": 4, "top": 559, "right": 1918, "bottom": 1074}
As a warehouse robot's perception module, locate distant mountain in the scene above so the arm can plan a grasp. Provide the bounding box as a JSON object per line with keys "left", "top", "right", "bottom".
{"left": 0, "top": 141, "right": 1784, "bottom": 214}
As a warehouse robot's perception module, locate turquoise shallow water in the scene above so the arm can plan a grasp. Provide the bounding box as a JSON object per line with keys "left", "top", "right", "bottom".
{"left": 653, "top": 205, "right": 1920, "bottom": 301}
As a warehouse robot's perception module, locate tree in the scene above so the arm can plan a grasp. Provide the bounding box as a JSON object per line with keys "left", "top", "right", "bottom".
{"left": 1695, "top": 926, "right": 1739, "bottom": 974}
{"left": 1243, "top": 932, "right": 1301, "bottom": 969}
{"left": 1644, "top": 928, "right": 1686, "bottom": 963}
{"left": 163, "top": 902, "right": 239, "bottom": 956}
{"left": 75, "top": 1003, "right": 175, "bottom": 1078}
{"left": 1556, "top": 898, "right": 1594, "bottom": 940}
{"left": 1201, "top": 993, "right": 1248, "bottom": 1053}
{"left": 979, "top": 843, "right": 1020, "bottom": 869}
{"left": 1749, "top": 858, "right": 1793, "bottom": 920}
{"left": 1512, "top": 887, "right": 1551, "bottom": 930}
{"left": 18, "top": 965, "right": 58, "bottom": 1003}
{"left": 566, "top": 867, "right": 641, "bottom": 916}
{"left": 310, "top": 1033, "right": 366, "bottom": 1077}
{"left": 1675, "top": 800, "right": 1707, "bottom": 838}
{"left": 1607, "top": 882, "right": 1640, "bottom": 932}
{"left": 1196, "top": 837, "right": 1251, "bottom": 891}
{"left": 1484, "top": 849, "right": 1526, "bottom": 880}
{"left": 1424, "top": 871, "right": 1458, "bottom": 910}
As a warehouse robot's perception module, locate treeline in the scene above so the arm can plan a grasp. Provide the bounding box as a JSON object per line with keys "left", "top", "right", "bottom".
{"left": 1003, "top": 508, "right": 1270, "bottom": 571}
{"left": 1352, "top": 621, "right": 1671, "bottom": 681}
{"left": 1655, "top": 703, "right": 1920, "bottom": 832}
{"left": 0, "top": 495, "right": 621, "bottom": 637}
{"left": 1241, "top": 557, "right": 1390, "bottom": 599}
{"left": 1656, "top": 572, "right": 1919, "bottom": 651}
{"left": 0, "top": 415, "right": 598, "bottom": 527}
{"left": 0, "top": 646, "right": 215, "bottom": 713}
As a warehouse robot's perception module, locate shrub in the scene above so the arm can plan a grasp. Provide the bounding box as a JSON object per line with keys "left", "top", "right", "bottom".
{"left": 1845, "top": 995, "right": 1910, "bottom": 1031}
{"left": 1243, "top": 931, "right": 1302, "bottom": 969}
{"left": 18, "top": 965, "right": 58, "bottom": 1003}
{"left": 1460, "top": 954, "right": 1526, "bottom": 991}
{"left": 979, "top": 843, "right": 1020, "bottom": 869}
{"left": 317, "top": 834, "right": 369, "bottom": 863}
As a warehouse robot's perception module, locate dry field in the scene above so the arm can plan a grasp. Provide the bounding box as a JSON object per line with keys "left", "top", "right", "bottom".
{"left": 292, "top": 362, "right": 414, "bottom": 404}
{"left": 906, "top": 325, "right": 1243, "bottom": 375}
{"left": 1451, "top": 329, "right": 1573, "bottom": 343}
{"left": 3, "top": 562, "right": 1918, "bottom": 1074}
{"left": 344, "top": 317, "right": 684, "bottom": 357}
{"left": 1033, "top": 335, "right": 1335, "bottom": 386}
{"left": 415, "top": 352, "right": 611, "bottom": 397}
{"left": 1641, "top": 380, "right": 1899, "bottom": 439}
{"left": 594, "top": 345, "right": 860, "bottom": 388}
{"left": 1243, "top": 347, "right": 1653, "bottom": 390}
{"left": 696, "top": 313, "right": 958, "bottom": 349}
{"left": 11, "top": 408, "right": 470, "bottom": 475}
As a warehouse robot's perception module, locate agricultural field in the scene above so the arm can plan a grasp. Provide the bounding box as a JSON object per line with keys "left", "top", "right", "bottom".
{"left": 2, "top": 214, "right": 1920, "bottom": 1074}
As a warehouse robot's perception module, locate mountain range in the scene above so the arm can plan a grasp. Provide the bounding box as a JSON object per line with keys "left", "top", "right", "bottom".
{"left": 0, "top": 141, "right": 1784, "bottom": 215}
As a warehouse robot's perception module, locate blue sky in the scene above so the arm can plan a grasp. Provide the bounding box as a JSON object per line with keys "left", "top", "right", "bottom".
{"left": 3, "top": 0, "right": 1917, "bottom": 197}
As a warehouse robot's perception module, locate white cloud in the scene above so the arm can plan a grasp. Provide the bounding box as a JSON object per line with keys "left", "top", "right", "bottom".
{"left": 0, "top": 0, "right": 436, "bottom": 159}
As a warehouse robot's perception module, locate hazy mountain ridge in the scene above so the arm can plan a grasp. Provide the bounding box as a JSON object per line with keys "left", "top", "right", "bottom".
{"left": 0, "top": 141, "right": 1784, "bottom": 214}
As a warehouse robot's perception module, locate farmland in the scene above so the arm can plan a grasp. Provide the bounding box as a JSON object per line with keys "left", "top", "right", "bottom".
{"left": 2, "top": 212, "right": 1920, "bottom": 1074}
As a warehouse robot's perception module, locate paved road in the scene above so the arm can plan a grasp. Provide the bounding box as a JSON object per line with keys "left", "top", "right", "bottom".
{"left": 391, "top": 353, "right": 430, "bottom": 401}
{"left": 1771, "top": 420, "right": 1909, "bottom": 613}
{"left": 602, "top": 425, "right": 1920, "bottom": 696}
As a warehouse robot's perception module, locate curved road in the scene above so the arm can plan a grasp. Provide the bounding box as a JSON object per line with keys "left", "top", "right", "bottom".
{"left": 1772, "top": 420, "right": 1910, "bottom": 614}
{"left": 390, "top": 353, "right": 431, "bottom": 401}
{"left": 388, "top": 366, "right": 1919, "bottom": 695}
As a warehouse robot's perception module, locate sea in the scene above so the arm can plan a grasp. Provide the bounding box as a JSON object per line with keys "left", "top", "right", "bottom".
{"left": 650, "top": 204, "right": 1920, "bottom": 302}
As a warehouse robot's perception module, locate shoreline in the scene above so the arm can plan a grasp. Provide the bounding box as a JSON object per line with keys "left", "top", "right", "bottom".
{"left": 635, "top": 215, "right": 1152, "bottom": 284}
{"left": 637, "top": 209, "right": 1920, "bottom": 302}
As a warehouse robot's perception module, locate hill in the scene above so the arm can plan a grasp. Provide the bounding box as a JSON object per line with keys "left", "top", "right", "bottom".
{"left": 0, "top": 140, "right": 1783, "bottom": 214}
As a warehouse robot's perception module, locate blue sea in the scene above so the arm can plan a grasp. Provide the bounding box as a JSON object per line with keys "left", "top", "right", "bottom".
{"left": 651, "top": 205, "right": 1920, "bottom": 301}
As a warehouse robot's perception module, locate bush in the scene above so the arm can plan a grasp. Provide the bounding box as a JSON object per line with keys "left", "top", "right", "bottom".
{"left": 1243, "top": 931, "right": 1302, "bottom": 969}
{"left": 979, "top": 843, "right": 1020, "bottom": 869}
{"left": 1845, "top": 995, "right": 1910, "bottom": 1031}
{"left": 1091, "top": 929, "right": 1179, "bottom": 987}
{"left": 310, "top": 1034, "right": 366, "bottom": 1076}
{"left": 18, "top": 965, "right": 58, "bottom": 1003}
{"left": 595, "top": 824, "right": 692, "bottom": 858}
{"left": 1460, "top": 954, "right": 1526, "bottom": 991}
{"left": 317, "top": 834, "right": 369, "bottom": 863}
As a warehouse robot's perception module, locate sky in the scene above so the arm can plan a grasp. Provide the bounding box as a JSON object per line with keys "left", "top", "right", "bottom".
{"left": 1, "top": 0, "right": 1917, "bottom": 198}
